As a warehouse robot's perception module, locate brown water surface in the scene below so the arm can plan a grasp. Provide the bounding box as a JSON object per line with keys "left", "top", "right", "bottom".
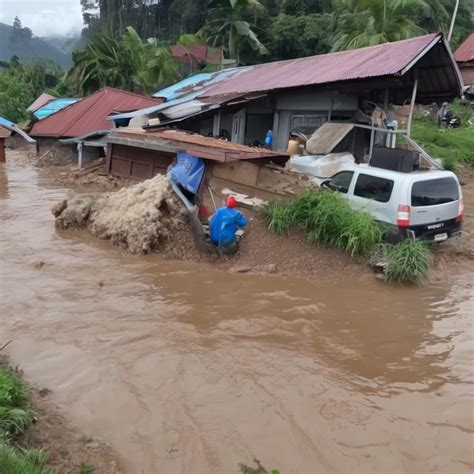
{"left": 1, "top": 152, "right": 473, "bottom": 473}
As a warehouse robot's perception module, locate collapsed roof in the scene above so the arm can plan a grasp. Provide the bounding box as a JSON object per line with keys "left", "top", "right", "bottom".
{"left": 107, "top": 128, "right": 289, "bottom": 162}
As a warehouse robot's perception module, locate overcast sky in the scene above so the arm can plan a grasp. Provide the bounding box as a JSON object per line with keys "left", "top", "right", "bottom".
{"left": 0, "top": 0, "right": 84, "bottom": 37}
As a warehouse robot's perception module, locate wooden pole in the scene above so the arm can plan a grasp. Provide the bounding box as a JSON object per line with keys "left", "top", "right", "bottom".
{"left": 448, "top": 0, "right": 460, "bottom": 42}
{"left": 0, "top": 138, "right": 5, "bottom": 163}
{"left": 407, "top": 79, "right": 419, "bottom": 138}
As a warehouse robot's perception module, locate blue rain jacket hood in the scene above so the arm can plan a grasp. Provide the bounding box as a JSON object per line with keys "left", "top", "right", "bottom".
{"left": 210, "top": 207, "right": 248, "bottom": 245}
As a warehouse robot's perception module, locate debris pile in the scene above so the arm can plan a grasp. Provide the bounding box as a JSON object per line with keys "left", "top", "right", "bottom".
{"left": 53, "top": 174, "right": 188, "bottom": 254}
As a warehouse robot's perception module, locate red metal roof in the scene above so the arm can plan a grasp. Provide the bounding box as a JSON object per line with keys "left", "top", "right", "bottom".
{"left": 204, "top": 33, "right": 444, "bottom": 97}
{"left": 454, "top": 33, "right": 474, "bottom": 63}
{"left": 30, "top": 87, "right": 162, "bottom": 138}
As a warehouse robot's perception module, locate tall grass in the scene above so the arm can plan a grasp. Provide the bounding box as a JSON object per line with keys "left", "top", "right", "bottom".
{"left": 381, "top": 240, "right": 432, "bottom": 285}
{"left": 263, "top": 190, "right": 382, "bottom": 256}
{"left": 0, "top": 364, "right": 53, "bottom": 474}
{"left": 261, "top": 200, "right": 294, "bottom": 235}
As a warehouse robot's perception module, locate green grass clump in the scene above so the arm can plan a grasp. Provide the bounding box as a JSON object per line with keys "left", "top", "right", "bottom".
{"left": 0, "top": 363, "right": 54, "bottom": 474}
{"left": 0, "top": 440, "right": 54, "bottom": 474}
{"left": 0, "top": 366, "right": 35, "bottom": 436}
{"left": 261, "top": 200, "right": 294, "bottom": 235}
{"left": 380, "top": 240, "right": 432, "bottom": 285}
{"left": 411, "top": 116, "right": 474, "bottom": 168}
{"left": 305, "top": 192, "right": 382, "bottom": 256}
{"left": 262, "top": 190, "right": 383, "bottom": 257}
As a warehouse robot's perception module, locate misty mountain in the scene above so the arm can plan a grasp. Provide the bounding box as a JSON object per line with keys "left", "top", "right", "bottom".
{"left": 41, "top": 35, "right": 83, "bottom": 55}
{"left": 0, "top": 22, "right": 72, "bottom": 68}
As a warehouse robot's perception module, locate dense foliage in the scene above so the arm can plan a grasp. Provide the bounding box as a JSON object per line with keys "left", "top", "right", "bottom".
{"left": 66, "top": 26, "right": 180, "bottom": 95}
{"left": 0, "top": 59, "right": 67, "bottom": 123}
{"left": 80, "top": 0, "right": 473, "bottom": 61}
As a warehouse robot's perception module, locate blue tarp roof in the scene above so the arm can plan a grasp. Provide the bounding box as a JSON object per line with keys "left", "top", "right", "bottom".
{"left": 33, "top": 98, "right": 80, "bottom": 120}
{"left": 154, "top": 73, "right": 212, "bottom": 100}
{"left": 0, "top": 116, "right": 15, "bottom": 128}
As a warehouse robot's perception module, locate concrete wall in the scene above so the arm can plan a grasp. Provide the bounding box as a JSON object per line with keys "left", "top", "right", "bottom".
{"left": 36, "top": 137, "right": 77, "bottom": 165}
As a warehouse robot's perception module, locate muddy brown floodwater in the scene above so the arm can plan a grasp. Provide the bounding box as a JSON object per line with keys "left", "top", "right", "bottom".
{"left": 1, "top": 151, "right": 474, "bottom": 474}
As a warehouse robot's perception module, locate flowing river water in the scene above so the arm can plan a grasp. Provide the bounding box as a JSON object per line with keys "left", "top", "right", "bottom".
{"left": 1, "top": 152, "right": 473, "bottom": 473}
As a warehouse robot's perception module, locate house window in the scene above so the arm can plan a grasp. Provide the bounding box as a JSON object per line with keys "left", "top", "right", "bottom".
{"left": 290, "top": 114, "right": 327, "bottom": 136}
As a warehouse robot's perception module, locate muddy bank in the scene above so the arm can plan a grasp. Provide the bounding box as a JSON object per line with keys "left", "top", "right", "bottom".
{"left": 0, "top": 353, "right": 122, "bottom": 474}
{"left": 24, "top": 387, "right": 123, "bottom": 473}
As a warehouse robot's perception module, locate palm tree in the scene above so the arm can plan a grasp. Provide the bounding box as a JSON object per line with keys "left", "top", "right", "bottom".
{"left": 66, "top": 27, "right": 180, "bottom": 95}
{"left": 331, "top": 0, "right": 443, "bottom": 52}
{"left": 200, "top": 0, "right": 268, "bottom": 65}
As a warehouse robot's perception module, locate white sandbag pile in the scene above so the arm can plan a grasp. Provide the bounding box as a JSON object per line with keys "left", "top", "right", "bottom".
{"left": 52, "top": 174, "right": 187, "bottom": 254}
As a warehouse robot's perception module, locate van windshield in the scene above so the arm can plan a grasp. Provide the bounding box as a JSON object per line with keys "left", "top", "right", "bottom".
{"left": 411, "top": 177, "right": 459, "bottom": 207}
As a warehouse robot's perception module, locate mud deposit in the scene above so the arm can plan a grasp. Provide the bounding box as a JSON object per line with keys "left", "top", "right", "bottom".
{"left": 1, "top": 150, "right": 474, "bottom": 473}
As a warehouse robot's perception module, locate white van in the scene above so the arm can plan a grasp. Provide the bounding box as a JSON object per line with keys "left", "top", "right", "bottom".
{"left": 321, "top": 164, "right": 464, "bottom": 242}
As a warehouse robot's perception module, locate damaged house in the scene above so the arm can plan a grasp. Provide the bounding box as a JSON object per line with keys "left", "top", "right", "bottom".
{"left": 29, "top": 87, "right": 162, "bottom": 166}
{"left": 100, "top": 33, "right": 462, "bottom": 215}
{"left": 107, "top": 32, "right": 462, "bottom": 157}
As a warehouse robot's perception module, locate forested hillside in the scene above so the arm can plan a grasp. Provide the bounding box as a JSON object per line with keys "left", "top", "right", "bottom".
{"left": 80, "top": 0, "right": 474, "bottom": 64}
{"left": 0, "top": 20, "right": 71, "bottom": 68}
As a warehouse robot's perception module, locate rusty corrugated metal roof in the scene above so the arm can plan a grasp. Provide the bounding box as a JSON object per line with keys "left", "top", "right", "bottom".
{"left": 30, "top": 87, "right": 162, "bottom": 138}
{"left": 110, "top": 128, "right": 288, "bottom": 162}
{"left": 454, "top": 33, "right": 474, "bottom": 63}
{"left": 203, "top": 33, "right": 445, "bottom": 97}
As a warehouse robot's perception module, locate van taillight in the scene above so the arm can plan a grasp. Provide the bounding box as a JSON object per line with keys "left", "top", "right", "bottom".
{"left": 456, "top": 198, "right": 464, "bottom": 224}
{"left": 397, "top": 205, "right": 411, "bottom": 228}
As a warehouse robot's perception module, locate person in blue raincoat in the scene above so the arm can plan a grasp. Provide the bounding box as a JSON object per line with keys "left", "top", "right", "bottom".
{"left": 210, "top": 196, "right": 248, "bottom": 254}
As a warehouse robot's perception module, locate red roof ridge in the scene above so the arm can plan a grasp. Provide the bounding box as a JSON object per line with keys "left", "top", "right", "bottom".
{"left": 233, "top": 32, "right": 441, "bottom": 72}
{"left": 454, "top": 33, "right": 474, "bottom": 62}
{"left": 96, "top": 86, "right": 161, "bottom": 101}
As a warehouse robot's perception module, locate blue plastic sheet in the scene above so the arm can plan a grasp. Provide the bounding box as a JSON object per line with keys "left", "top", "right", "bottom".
{"left": 170, "top": 152, "right": 205, "bottom": 194}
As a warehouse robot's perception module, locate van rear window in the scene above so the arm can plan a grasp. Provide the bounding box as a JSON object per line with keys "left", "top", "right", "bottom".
{"left": 411, "top": 177, "right": 459, "bottom": 207}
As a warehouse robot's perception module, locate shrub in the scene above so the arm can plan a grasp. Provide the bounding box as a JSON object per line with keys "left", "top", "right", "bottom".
{"left": 381, "top": 240, "right": 432, "bottom": 285}
{"left": 261, "top": 200, "right": 294, "bottom": 235}
{"left": 0, "top": 367, "right": 29, "bottom": 409}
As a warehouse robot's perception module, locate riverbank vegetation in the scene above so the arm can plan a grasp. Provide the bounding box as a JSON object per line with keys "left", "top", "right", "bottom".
{"left": 263, "top": 190, "right": 433, "bottom": 285}
{"left": 0, "top": 360, "right": 54, "bottom": 473}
